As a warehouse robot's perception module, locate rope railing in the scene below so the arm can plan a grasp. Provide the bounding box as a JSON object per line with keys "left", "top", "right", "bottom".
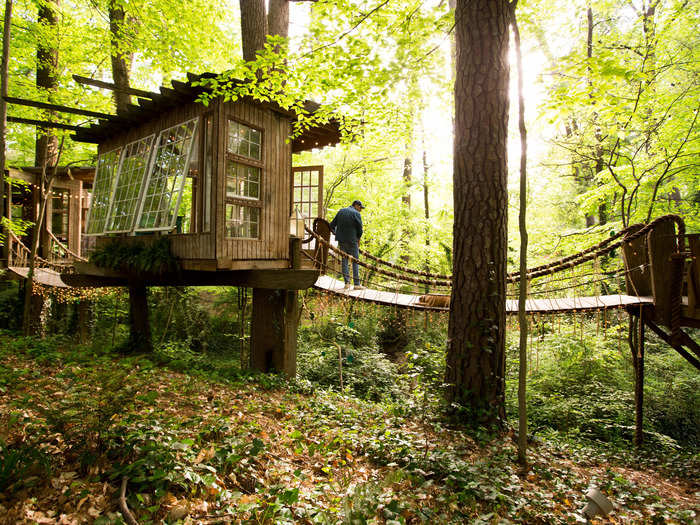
{"left": 304, "top": 225, "right": 452, "bottom": 288}
{"left": 308, "top": 214, "right": 686, "bottom": 286}
{"left": 7, "top": 229, "right": 68, "bottom": 273}
{"left": 47, "top": 230, "right": 88, "bottom": 263}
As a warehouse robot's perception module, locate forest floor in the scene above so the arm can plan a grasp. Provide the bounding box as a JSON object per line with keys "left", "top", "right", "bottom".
{"left": 0, "top": 336, "right": 698, "bottom": 524}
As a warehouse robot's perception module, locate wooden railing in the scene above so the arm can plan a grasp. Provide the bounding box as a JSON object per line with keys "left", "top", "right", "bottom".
{"left": 6, "top": 229, "right": 82, "bottom": 273}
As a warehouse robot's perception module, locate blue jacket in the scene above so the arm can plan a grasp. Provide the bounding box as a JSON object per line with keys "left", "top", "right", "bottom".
{"left": 330, "top": 206, "right": 363, "bottom": 243}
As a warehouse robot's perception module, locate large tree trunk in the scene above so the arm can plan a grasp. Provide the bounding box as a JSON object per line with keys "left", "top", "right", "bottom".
{"left": 267, "top": 0, "right": 288, "bottom": 40}
{"left": 445, "top": 0, "right": 511, "bottom": 426}
{"left": 35, "top": 0, "right": 59, "bottom": 168}
{"left": 108, "top": 0, "right": 133, "bottom": 113}
{"left": 240, "top": 0, "right": 267, "bottom": 61}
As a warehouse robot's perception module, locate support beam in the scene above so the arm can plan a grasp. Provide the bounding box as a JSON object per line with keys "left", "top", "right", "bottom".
{"left": 630, "top": 309, "right": 645, "bottom": 447}
{"left": 250, "top": 288, "right": 299, "bottom": 377}
{"left": 128, "top": 283, "right": 152, "bottom": 353}
{"left": 640, "top": 315, "right": 700, "bottom": 370}
{"left": 4, "top": 96, "right": 115, "bottom": 120}
{"left": 8, "top": 116, "right": 86, "bottom": 132}
{"left": 72, "top": 74, "right": 158, "bottom": 99}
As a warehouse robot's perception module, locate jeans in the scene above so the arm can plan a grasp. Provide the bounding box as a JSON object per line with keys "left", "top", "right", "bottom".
{"left": 338, "top": 239, "right": 360, "bottom": 285}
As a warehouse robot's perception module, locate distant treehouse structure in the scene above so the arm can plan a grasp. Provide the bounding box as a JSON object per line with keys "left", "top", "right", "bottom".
{"left": 9, "top": 74, "right": 340, "bottom": 375}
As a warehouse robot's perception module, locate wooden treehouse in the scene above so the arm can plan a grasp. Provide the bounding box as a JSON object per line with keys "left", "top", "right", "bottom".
{"left": 2, "top": 73, "right": 341, "bottom": 375}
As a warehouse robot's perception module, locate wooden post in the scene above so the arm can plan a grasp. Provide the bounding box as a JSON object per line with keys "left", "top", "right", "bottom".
{"left": 77, "top": 299, "right": 91, "bottom": 344}
{"left": 128, "top": 282, "right": 152, "bottom": 353}
{"left": 250, "top": 287, "right": 298, "bottom": 377}
{"left": 629, "top": 308, "right": 645, "bottom": 447}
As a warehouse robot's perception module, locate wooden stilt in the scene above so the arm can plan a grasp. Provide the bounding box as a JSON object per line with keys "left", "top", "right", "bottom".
{"left": 250, "top": 288, "right": 299, "bottom": 377}
{"left": 128, "top": 282, "right": 152, "bottom": 352}
{"left": 77, "top": 299, "right": 92, "bottom": 344}
{"left": 629, "top": 307, "right": 645, "bottom": 447}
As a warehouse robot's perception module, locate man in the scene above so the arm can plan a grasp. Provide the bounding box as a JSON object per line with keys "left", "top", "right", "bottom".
{"left": 329, "top": 200, "right": 366, "bottom": 290}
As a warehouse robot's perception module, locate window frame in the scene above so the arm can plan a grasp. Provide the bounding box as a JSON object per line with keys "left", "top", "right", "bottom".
{"left": 224, "top": 118, "right": 264, "bottom": 240}
{"left": 105, "top": 134, "right": 156, "bottom": 234}
{"left": 84, "top": 147, "right": 123, "bottom": 236}
{"left": 134, "top": 118, "right": 200, "bottom": 233}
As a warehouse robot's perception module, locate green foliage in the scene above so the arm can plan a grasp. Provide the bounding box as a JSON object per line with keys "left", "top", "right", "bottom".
{"left": 0, "top": 280, "right": 23, "bottom": 331}
{"left": 89, "top": 238, "right": 180, "bottom": 275}
{"left": 35, "top": 360, "right": 144, "bottom": 463}
{"left": 298, "top": 318, "right": 403, "bottom": 401}
{"left": 0, "top": 441, "right": 52, "bottom": 494}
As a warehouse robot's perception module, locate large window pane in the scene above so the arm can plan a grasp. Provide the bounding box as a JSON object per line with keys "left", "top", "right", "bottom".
{"left": 225, "top": 204, "right": 260, "bottom": 238}
{"left": 226, "top": 161, "right": 260, "bottom": 199}
{"left": 107, "top": 136, "right": 155, "bottom": 233}
{"left": 86, "top": 148, "right": 121, "bottom": 235}
{"left": 137, "top": 118, "right": 199, "bottom": 231}
{"left": 227, "top": 120, "right": 262, "bottom": 161}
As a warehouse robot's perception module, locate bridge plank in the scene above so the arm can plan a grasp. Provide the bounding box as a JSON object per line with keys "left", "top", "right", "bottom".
{"left": 313, "top": 275, "right": 654, "bottom": 314}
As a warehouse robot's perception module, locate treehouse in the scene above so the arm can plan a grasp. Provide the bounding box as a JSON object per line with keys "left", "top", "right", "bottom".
{"left": 4, "top": 166, "right": 95, "bottom": 268}
{"left": 68, "top": 73, "right": 338, "bottom": 285}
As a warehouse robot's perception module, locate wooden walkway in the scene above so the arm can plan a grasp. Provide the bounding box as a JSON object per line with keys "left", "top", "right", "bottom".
{"left": 313, "top": 275, "right": 654, "bottom": 314}
{"left": 7, "top": 266, "right": 70, "bottom": 288}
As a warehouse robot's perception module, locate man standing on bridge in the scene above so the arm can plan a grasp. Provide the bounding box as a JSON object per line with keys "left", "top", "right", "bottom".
{"left": 330, "top": 200, "right": 366, "bottom": 290}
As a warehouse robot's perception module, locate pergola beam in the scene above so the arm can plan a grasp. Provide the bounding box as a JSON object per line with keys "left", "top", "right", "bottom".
{"left": 4, "top": 96, "right": 115, "bottom": 120}
{"left": 72, "top": 74, "right": 158, "bottom": 99}
{"left": 7, "top": 116, "right": 86, "bottom": 132}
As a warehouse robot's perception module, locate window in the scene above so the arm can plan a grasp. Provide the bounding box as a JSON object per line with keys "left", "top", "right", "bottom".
{"left": 136, "top": 119, "right": 199, "bottom": 232}
{"left": 292, "top": 166, "right": 323, "bottom": 233}
{"left": 107, "top": 136, "right": 155, "bottom": 233}
{"left": 225, "top": 204, "right": 260, "bottom": 238}
{"left": 85, "top": 148, "right": 121, "bottom": 235}
{"left": 51, "top": 189, "right": 70, "bottom": 242}
{"left": 225, "top": 119, "right": 263, "bottom": 239}
{"left": 226, "top": 161, "right": 260, "bottom": 200}
{"left": 228, "top": 120, "right": 261, "bottom": 160}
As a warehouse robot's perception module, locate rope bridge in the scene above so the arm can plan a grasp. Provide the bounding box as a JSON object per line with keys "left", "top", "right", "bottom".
{"left": 303, "top": 214, "right": 685, "bottom": 314}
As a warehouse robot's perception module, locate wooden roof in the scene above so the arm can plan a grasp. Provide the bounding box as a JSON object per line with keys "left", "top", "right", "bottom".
{"left": 71, "top": 72, "right": 341, "bottom": 153}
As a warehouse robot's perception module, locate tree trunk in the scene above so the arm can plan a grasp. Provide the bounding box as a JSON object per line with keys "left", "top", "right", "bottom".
{"left": 35, "top": 0, "right": 59, "bottom": 168}
{"left": 108, "top": 0, "right": 133, "bottom": 113}
{"left": 240, "top": 0, "right": 267, "bottom": 61}
{"left": 0, "top": 0, "right": 12, "bottom": 267}
{"left": 267, "top": 0, "right": 288, "bottom": 40}
{"left": 445, "top": 0, "right": 511, "bottom": 426}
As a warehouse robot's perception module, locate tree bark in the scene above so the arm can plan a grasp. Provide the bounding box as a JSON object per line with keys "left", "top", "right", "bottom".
{"left": 108, "top": 0, "right": 133, "bottom": 113}
{"left": 445, "top": 0, "right": 511, "bottom": 425}
{"left": 267, "top": 0, "right": 288, "bottom": 40}
{"left": 35, "top": 0, "right": 59, "bottom": 168}
{"left": 240, "top": 0, "right": 268, "bottom": 61}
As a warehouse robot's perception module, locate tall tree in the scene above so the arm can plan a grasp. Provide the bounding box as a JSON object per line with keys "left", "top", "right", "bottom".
{"left": 108, "top": 0, "right": 133, "bottom": 113}
{"left": 240, "top": 0, "right": 268, "bottom": 61}
{"left": 35, "top": 0, "right": 59, "bottom": 167}
{"left": 445, "top": 0, "right": 513, "bottom": 425}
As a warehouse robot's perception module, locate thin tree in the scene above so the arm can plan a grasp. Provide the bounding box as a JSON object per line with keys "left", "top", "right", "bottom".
{"left": 445, "top": 0, "right": 514, "bottom": 425}
{"left": 512, "top": 12, "right": 529, "bottom": 464}
{"left": 22, "top": 137, "right": 64, "bottom": 335}
{"left": 0, "top": 0, "right": 12, "bottom": 266}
